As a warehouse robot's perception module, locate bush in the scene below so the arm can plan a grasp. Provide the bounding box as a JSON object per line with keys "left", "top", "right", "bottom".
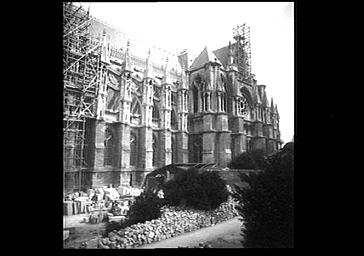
{"left": 228, "top": 149, "right": 267, "bottom": 170}
{"left": 233, "top": 143, "right": 294, "bottom": 248}
{"left": 127, "top": 192, "right": 164, "bottom": 226}
{"left": 104, "top": 220, "right": 128, "bottom": 237}
{"left": 163, "top": 168, "right": 229, "bottom": 211}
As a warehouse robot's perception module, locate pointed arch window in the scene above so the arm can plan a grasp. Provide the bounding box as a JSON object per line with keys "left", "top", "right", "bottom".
{"left": 171, "top": 108, "right": 178, "bottom": 130}
{"left": 130, "top": 96, "right": 142, "bottom": 124}
{"left": 192, "top": 84, "right": 198, "bottom": 113}
{"left": 152, "top": 102, "right": 160, "bottom": 123}
{"left": 171, "top": 91, "right": 177, "bottom": 106}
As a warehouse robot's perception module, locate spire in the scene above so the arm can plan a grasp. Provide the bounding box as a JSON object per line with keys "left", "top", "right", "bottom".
{"left": 177, "top": 49, "right": 189, "bottom": 71}
{"left": 227, "top": 41, "right": 238, "bottom": 71}
{"left": 102, "top": 29, "right": 107, "bottom": 44}
{"left": 252, "top": 85, "right": 261, "bottom": 104}
{"left": 270, "top": 97, "right": 274, "bottom": 110}
{"left": 261, "top": 90, "right": 268, "bottom": 107}
{"left": 124, "top": 39, "right": 132, "bottom": 72}
{"left": 101, "top": 29, "right": 109, "bottom": 63}
{"left": 144, "top": 48, "right": 153, "bottom": 78}
{"left": 275, "top": 104, "right": 279, "bottom": 114}
{"left": 228, "top": 41, "right": 233, "bottom": 65}
{"left": 162, "top": 56, "right": 169, "bottom": 84}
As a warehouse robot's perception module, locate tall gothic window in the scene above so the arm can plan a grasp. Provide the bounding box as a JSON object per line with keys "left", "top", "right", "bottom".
{"left": 171, "top": 108, "right": 178, "bottom": 130}
{"left": 152, "top": 134, "right": 158, "bottom": 167}
{"left": 104, "top": 127, "right": 113, "bottom": 166}
{"left": 171, "top": 136, "right": 177, "bottom": 164}
{"left": 130, "top": 96, "right": 142, "bottom": 124}
{"left": 152, "top": 102, "right": 160, "bottom": 123}
{"left": 130, "top": 132, "right": 138, "bottom": 166}
{"left": 171, "top": 91, "right": 177, "bottom": 106}
{"left": 192, "top": 85, "right": 198, "bottom": 113}
{"left": 246, "top": 138, "right": 251, "bottom": 152}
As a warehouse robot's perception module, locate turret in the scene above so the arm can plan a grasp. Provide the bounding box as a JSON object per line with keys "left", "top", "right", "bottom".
{"left": 123, "top": 40, "right": 132, "bottom": 73}
{"left": 162, "top": 57, "right": 169, "bottom": 84}
{"left": 101, "top": 29, "right": 109, "bottom": 63}
{"left": 227, "top": 41, "right": 238, "bottom": 72}
{"left": 144, "top": 49, "right": 153, "bottom": 79}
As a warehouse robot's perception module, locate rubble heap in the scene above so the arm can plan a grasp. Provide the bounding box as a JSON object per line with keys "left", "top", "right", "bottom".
{"left": 98, "top": 197, "right": 238, "bottom": 249}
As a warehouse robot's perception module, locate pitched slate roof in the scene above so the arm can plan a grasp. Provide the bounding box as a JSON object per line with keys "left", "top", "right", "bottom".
{"left": 190, "top": 46, "right": 222, "bottom": 70}
{"left": 212, "top": 45, "right": 230, "bottom": 68}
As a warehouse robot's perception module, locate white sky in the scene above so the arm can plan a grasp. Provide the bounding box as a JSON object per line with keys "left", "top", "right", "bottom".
{"left": 75, "top": 2, "right": 294, "bottom": 144}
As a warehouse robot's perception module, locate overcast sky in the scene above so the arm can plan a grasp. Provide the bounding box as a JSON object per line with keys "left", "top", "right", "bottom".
{"left": 75, "top": 2, "right": 294, "bottom": 144}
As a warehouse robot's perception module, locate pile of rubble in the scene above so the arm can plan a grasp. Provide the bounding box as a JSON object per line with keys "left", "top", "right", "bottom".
{"left": 98, "top": 198, "right": 238, "bottom": 249}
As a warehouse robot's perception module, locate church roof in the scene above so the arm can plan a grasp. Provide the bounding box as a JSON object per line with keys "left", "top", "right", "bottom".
{"left": 190, "top": 46, "right": 222, "bottom": 70}
{"left": 212, "top": 45, "right": 230, "bottom": 68}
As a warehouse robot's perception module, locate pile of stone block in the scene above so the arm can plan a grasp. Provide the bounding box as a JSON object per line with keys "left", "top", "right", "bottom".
{"left": 97, "top": 198, "right": 239, "bottom": 249}
{"left": 63, "top": 185, "right": 143, "bottom": 216}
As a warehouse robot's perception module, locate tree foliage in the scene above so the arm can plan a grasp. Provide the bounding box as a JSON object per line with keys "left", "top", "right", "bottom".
{"left": 163, "top": 168, "right": 229, "bottom": 211}
{"left": 233, "top": 143, "right": 294, "bottom": 248}
{"left": 228, "top": 149, "right": 267, "bottom": 170}
{"left": 127, "top": 191, "right": 164, "bottom": 226}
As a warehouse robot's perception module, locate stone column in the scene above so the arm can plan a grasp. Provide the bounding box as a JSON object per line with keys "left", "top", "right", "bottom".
{"left": 215, "top": 113, "right": 231, "bottom": 167}
{"left": 176, "top": 88, "right": 189, "bottom": 164}
{"left": 202, "top": 114, "right": 215, "bottom": 163}
{"left": 176, "top": 131, "right": 189, "bottom": 163}
{"left": 202, "top": 132, "right": 216, "bottom": 163}
{"left": 251, "top": 121, "right": 265, "bottom": 152}
{"left": 93, "top": 120, "right": 106, "bottom": 171}
{"left": 118, "top": 123, "right": 131, "bottom": 185}
{"left": 139, "top": 126, "right": 153, "bottom": 170}
{"left": 229, "top": 116, "right": 246, "bottom": 158}
{"left": 159, "top": 130, "right": 172, "bottom": 166}
{"left": 207, "top": 92, "right": 211, "bottom": 111}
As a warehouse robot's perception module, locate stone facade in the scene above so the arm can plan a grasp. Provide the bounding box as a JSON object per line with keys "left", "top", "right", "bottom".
{"left": 63, "top": 15, "right": 282, "bottom": 192}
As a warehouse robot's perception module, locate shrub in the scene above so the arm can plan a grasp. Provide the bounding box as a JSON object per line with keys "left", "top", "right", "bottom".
{"left": 104, "top": 220, "right": 128, "bottom": 237}
{"left": 233, "top": 143, "right": 294, "bottom": 248}
{"left": 127, "top": 191, "right": 164, "bottom": 226}
{"left": 228, "top": 149, "right": 267, "bottom": 170}
{"left": 163, "top": 168, "right": 229, "bottom": 211}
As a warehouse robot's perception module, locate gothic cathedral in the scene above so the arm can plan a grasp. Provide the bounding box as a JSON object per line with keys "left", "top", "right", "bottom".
{"left": 63, "top": 13, "right": 282, "bottom": 192}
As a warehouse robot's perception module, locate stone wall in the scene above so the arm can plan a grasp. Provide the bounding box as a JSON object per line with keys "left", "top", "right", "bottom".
{"left": 97, "top": 197, "right": 238, "bottom": 249}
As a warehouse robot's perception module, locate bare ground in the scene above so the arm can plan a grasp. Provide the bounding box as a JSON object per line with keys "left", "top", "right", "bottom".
{"left": 63, "top": 215, "right": 244, "bottom": 249}
{"left": 63, "top": 214, "right": 106, "bottom": 249}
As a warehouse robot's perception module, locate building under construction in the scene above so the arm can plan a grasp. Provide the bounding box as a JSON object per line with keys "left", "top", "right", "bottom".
{"left": 63, "top": 2, "right": 282, "bottom": 193}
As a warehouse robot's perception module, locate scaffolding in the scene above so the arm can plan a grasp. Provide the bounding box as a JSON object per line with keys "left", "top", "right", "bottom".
{"left": 233, "top": 23, "right": 252, "bottom": 81}
{"left": 63, "top": 2, "right": 102, "bottom": 192}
